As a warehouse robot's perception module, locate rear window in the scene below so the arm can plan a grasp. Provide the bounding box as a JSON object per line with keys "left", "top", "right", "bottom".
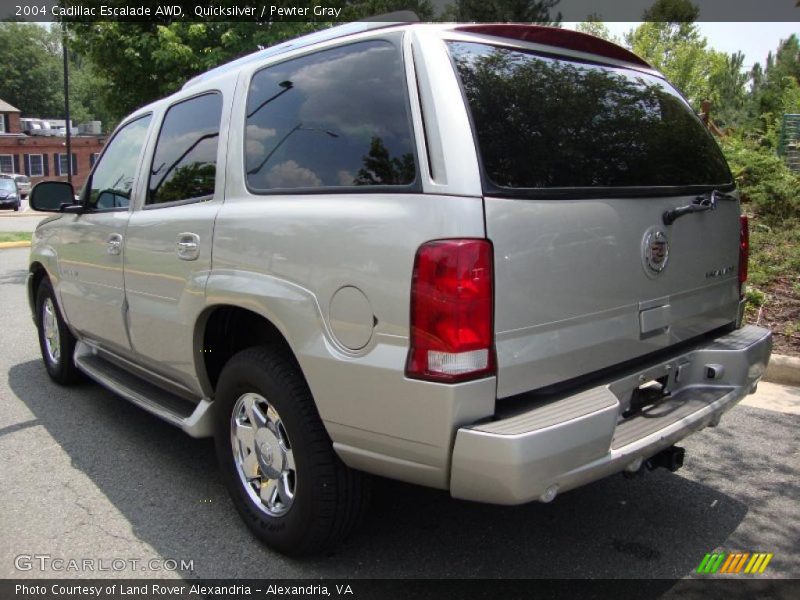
{"left": 447, "top": 41, "right": 733, "bottom": 194}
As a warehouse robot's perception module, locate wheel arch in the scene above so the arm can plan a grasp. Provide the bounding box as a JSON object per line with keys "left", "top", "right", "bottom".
{"left": 195, "top": 304, "right": 304, "bottom": 396}
{"left": 28, "top": 261, "right": 50, "bottom": 324}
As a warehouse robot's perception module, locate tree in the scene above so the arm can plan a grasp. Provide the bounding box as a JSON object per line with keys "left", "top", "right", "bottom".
{"left": 341, "top": 0, "right": 433, "bottom": 19}
{"left": 575, "top": 17, "right": 618, "bottom": 44}
{"left": 65, "top": 1, "right": 433, "bottom": 123}
{"left": 0, "top": 22, "right": 64, "bottom": 117}
{"left": 626, "top": 22, "right": 715, "bottom": 108}
{"left": 752, "top": 35, "right": 800, "bottom": 119}
{"left": 442, "top": 0, "right": 562, "bottom": 24}
{"left": 67, "top": 20, "right": 320, "bottom": 122}
{"left": 707, "top": 51, "right": 750, "bottom": 129}
{"left": 641, "top": 0, "right": 699, "bottom": 22}
{"left": 355, "top": 137, "right": 415, "bottom": 185}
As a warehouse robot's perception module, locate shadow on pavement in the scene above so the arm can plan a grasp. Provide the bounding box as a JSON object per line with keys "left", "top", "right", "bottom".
{"left": 9, "top": 358, "right": 750, "bottom": 582}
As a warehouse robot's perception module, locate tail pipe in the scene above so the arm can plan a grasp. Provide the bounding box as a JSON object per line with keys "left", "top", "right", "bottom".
{"left": 646, "top": 445, "right": 685, "bottom": 473}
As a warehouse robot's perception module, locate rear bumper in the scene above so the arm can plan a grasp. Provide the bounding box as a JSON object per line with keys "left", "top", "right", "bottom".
{"left": 450, "top": 325, "right": 772, "bottom": 504}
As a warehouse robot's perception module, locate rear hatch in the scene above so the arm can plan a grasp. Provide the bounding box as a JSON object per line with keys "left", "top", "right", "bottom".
{"left": 447, "top": 37, "right": 741, "bottom": 398}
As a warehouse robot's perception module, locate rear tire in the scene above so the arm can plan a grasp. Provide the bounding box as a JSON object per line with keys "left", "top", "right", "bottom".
{"left": 214, "top": 345, "right": 369, "bottom": 556}
{"left": 36, "top": 278, "right": 82, "bottom": 385}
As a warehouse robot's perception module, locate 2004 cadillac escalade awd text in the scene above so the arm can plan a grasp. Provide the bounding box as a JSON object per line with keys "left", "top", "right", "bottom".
{"left": 27, "top": 22, "right": 772, "bottom": 555}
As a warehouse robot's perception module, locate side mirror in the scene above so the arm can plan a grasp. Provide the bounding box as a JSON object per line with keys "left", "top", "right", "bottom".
{"left": 29, "top": 181, "right": 78, "bottom": 212}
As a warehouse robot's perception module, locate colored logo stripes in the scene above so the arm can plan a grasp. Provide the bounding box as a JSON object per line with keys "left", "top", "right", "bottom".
{"left": 696, "top": 552, "right": 773, "bottom": 574}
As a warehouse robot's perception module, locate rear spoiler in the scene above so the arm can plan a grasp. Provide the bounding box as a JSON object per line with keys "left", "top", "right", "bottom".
{"left": 453, "top": 24, "right": 651, "bottom": 68}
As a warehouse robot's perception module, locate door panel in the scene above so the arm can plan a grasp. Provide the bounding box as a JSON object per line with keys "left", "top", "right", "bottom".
{"left": 57, "top": 211, "right": 131, "bottom": 351}
{"left": 124, "top": 202, "right": 220, "bottom": 392}
{"left": 56, "top": 114, "right": 153, "bottom": 352}
{"left": 123, "top": 91, "right": 227, "bottom": 393}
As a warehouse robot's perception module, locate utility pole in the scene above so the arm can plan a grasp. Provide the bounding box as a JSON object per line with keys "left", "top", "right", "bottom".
{"left": 62, "top": 23, "right": 72, "bottom": 185}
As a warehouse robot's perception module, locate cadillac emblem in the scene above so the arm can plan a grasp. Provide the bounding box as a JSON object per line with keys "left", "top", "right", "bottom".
{"left": 642, "top": 227, "right": 669, "bottom": 275}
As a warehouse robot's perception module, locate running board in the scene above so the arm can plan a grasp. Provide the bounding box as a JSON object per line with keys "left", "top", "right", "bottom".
{"left": 74, "top": 343, "right": 214, "bottom": 438}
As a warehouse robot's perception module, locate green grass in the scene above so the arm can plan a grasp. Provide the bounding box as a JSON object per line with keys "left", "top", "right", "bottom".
{"left": 0, "top": 232, "right": 32, "bottom": 243}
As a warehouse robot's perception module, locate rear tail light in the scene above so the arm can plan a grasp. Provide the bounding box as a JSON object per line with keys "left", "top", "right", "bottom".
{"left": 739, "top": 215, "right": 749, "bottom": 297}
{"left": 406, "top": 239, "right": 495, "bottom": 383}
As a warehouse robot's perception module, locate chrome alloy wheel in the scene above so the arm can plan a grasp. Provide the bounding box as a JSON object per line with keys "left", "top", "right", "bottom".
{"left": 231, "top": 392, "right": 296, "bottom": 517}
{"left": 42, "top": 297, "right": 61, "bottom": 365}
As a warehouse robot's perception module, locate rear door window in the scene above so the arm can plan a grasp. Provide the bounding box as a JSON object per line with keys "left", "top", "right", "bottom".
{"left": 447, "top": 41, "right": 733, "bottom": 195}
{"left": 245, "top": 39, "right": 417, "bottom": 192}
{"left": 148, "top": 92, "right": 222, "bottom": 206}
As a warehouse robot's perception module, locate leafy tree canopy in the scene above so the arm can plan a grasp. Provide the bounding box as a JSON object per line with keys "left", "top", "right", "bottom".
{"left": 442, "top": 0, "right": 561, "bottom": 25}
{"left": 65, "top": 0, "right": 433, "bottom": 123}
{"left": 0, "top": 22, "right": 64, "bottom": 118}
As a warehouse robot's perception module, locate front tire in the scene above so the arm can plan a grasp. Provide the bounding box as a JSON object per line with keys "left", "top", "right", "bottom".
{"left": 36, "top": 279, "right": 82, "bottom": 385}
{"left": 214, "top": 346, "right": 369, "bottom": 556}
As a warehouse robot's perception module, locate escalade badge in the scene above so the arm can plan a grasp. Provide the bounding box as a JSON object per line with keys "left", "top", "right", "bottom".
{"left": 642, "top": 227, "right": 669, "bottom": 275}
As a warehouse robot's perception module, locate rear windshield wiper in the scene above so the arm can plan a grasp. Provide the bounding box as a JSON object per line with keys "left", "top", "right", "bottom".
{"left": 662, "top": 190, "right": 735, "bottom": 226}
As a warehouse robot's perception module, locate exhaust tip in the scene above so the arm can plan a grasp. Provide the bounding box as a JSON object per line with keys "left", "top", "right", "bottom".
{"left": 539, "top": 485, "right": 558, "bottom": 503}
{"left": 625, "top": 457, "right": 644, "bottom": 473}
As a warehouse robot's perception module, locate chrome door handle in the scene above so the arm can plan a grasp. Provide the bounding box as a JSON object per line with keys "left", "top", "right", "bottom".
{"left": 107, "top": 233, "right": 123, "bottom": 256}
{"left": 176, "top": 232, "right": 200, "bottom": 261}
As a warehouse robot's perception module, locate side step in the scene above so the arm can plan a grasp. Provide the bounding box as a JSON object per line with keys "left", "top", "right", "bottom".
{"left": 74, "top": 343, "right": 215, "bottom": 438}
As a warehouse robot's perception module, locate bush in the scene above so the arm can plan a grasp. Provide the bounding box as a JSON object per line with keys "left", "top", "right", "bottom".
{"left": 720, "top": 136, "right": 800, "bottom": 224}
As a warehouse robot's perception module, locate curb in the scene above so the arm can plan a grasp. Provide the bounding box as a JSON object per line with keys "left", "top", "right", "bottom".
{"left": 763, "top": 354, "right": 800, "bottom": 387}
{"left": 0, "top": 241, "right": 31, "bottom": 249}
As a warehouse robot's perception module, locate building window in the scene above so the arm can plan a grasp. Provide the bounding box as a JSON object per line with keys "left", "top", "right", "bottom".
{"left": 57, "top": 153, "right": 71, "bottom": 175}
{"left": 90, "top": 153, "right": 100, "bottom": 168}
{"left": 0, "top": 155, "right": 13, "bottom": 174}
{"left": 0, "top": 117, "right": 5, "bottom": 134}
{"left": 29, "top": 154, "right": 44, "bottom": 177}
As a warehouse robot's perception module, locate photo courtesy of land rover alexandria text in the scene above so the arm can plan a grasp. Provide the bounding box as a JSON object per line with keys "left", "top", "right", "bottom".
{"left": 26, "top": 21, "right": 772, "bottom": 555}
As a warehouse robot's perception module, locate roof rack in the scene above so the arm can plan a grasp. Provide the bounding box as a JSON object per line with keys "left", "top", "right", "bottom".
{"left": 182, "top": 12, "right": 419, "bottom": 90}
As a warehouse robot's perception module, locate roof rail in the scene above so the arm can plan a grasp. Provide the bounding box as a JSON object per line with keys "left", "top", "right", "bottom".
{"left": 182, "top": 12, "right": 419, "bottom": 90}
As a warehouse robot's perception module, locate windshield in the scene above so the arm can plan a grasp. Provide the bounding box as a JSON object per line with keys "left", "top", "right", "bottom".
{"left": 448, "top": 41, "right": 733, "bottom": 194}
{"left": 0, "top": 179, "right": 16, "bottom": 191}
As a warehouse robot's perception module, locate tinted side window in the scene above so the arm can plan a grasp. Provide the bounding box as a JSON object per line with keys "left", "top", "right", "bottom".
{"left": 148, "top": 93, "right": 222, "bottom": 205}
{"left": 448, "top": 42, "right": 732, "bottom": 192}
{"left": 245, "top": 40, "right": 416, "bottom": 191}
{"left": 87, "top": 115, "right": 152, "bottom": 210}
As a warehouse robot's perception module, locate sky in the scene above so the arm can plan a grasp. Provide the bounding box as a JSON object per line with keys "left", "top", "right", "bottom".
{"left": 565, "top": 22, "right": 800, "bottom": 71}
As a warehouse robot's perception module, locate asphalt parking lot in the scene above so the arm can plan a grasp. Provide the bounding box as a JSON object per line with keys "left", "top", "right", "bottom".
{"left": 0, "top": 246, "right": 798, "bottom": 582}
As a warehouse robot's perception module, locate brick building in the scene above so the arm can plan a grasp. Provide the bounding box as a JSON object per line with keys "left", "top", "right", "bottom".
{"left": 0, "top": 99, "right": 106, "bottom": 190}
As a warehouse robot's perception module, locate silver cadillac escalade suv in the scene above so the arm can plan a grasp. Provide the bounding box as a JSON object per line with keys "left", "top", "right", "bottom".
{"left": 27, "top": 21, "right": 772, "bottom": 555}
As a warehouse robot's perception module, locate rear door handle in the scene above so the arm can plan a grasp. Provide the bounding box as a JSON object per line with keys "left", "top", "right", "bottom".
{"left": 106, "top": 233, "right": 123, "bottom": 256}
{"left": 176, "top": 232, "right": 200, "bottom": 261}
